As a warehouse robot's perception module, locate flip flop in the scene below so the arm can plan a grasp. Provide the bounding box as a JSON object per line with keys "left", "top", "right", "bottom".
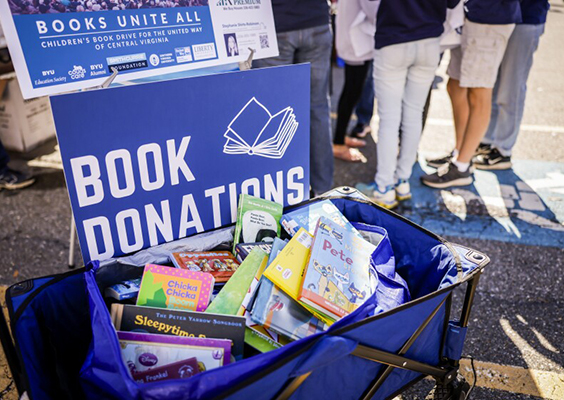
{"left": 345, "top": 136, "right": 367, "bottom": 148}
{"left": 333, "top": 145, "right": 367, "bottom": 163}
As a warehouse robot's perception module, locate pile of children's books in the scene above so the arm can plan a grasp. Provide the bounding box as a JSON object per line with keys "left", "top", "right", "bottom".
{"left": 106, "top": 194, "right": 410, "bottom": 384}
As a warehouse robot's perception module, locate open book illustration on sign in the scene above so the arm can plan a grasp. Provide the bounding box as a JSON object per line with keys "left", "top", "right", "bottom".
{"left": 223, "top": 97, "right": 299, "bottom": 159}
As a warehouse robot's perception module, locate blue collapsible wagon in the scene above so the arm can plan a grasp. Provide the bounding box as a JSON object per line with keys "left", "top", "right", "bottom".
{"left": 0, "top": 187, "right": 488, "bottom": 400}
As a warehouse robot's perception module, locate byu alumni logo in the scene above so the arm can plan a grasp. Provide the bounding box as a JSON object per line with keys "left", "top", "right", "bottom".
{"left": 223, "top": 97, "right": 299, "bottom": 159}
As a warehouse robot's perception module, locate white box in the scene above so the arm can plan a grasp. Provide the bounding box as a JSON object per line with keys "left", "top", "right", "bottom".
{"left": 0, "top": 73, "right": 56, "bottom": 152}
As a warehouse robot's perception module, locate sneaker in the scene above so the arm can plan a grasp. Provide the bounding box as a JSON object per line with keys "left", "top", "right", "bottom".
{"left": 395, "top": 179, "right": 411, "bottom": 201}
{"left": 426, "top": 151, "right": 454, "bottom": 168}
{"left": 475, "top": 143, "right": 492, "bottom": 156}
{"left": 350, "top": 123, "right": 371, "bottom": 139}
{"left": 474, "top": 148, "right": 512, "bottom": 170}
{"left": 420, "top": 162, "right": 473, "bottom": 189}
{"left": 0, "top": 168, "right": 35, "bottom": 190}
{"left": 355, "top": 182, "right": 398, "bottom": 209}
{"left": 372, "top": 185, "right": 398, "bottom": 209}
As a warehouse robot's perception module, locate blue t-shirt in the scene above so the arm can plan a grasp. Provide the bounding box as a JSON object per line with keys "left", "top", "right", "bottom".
{"left": 271, "top": 0, "right": 330, "bottom": 33}
{"left": 375, "top": 0, "right": 460, "bottom": 49}
{"left": 465, "top": 0, "right": 522, "bottom": 24}
{"left": 520, "top": 0, "right": 550, "bottom": 24}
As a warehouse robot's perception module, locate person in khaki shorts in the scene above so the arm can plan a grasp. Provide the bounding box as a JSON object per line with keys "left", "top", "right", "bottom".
{"left": 421, "top": 0, "right": 521, "bottom": 188}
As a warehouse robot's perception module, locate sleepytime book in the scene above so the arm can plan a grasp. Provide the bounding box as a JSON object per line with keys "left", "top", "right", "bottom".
{"left": 111, "top": 303, "right": 246, "bottom": 361}
{"left": 136, "top": 264, "right": 214, "bottom": 312}
{"left": 300, "top": 217, "right": 377, "bottom": 320}
{"left": 223, "top": 97, "right": 299, "bottom": 159}
{"left": 233, "top": 194, "right": 283, "bottom": 252}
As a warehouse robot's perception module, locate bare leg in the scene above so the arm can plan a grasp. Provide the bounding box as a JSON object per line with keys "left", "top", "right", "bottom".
{"left": 457, "top": 87, "right": 493, "bottom": 163}
{"left": 447, "top": 78, "right": 469, "bottom": 152}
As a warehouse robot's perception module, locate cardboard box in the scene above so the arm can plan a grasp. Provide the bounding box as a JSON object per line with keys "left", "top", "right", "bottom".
{"left": 0, "top": 73, "right": 56, "bottom": 152}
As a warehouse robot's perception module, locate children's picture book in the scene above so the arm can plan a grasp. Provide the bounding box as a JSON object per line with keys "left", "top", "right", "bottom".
{"left": 117, "top": 331, "right": 231, "bottom": 374}
{"left": 131, "top": 357, "right": 200, "bottom": 384}
{"left": 205, "top": 247, "right": 268, "bottom": 315}
{"left": 267, "top": 237, "right": 288, "bottom": 267}
{"left": 300, "top": 217, "right": 377, "bottom": 320}
{"left": 105, "top": 277, "right": 142, "bottom": 301}
{"left": 233, "top": 194, "right": 283, "bottom": 253}
{"left": 136, "top": 265, "right": 214, "bottom": 312}
{"left": 250, "top": 277, "right": 328, "bottom": 341}
{"left": 235, "top": 242, "right": 273, "bottom": 262}
{"left": 170, "top": 251, "right": 240, "bottom": 283}
{"left": 111, "top": 304, "right": 246, "bottom": 361}
{"left": 263, "top": 228, "right": 313, "bottom": 301}
{"left": 223, "top": 97, "right": 299, "bottom": 159}
{"left": 280, "top": 200, "right": 361, "bottom": 238}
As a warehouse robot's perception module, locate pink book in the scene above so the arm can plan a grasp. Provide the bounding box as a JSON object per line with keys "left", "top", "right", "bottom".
{"left": 136, "top": 264, "right": 215, "bottom": 312}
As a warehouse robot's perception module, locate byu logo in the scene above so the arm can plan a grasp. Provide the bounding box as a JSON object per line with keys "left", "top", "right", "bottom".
{"left": 223, "top": 97, "right": 299, "bottom": 159}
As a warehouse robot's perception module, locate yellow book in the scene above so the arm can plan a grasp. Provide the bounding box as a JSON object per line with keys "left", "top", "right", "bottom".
{"left": 263, "top": 228, "right": 313, "bottom": 301}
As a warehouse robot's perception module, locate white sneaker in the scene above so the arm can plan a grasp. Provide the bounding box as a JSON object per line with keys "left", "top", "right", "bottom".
{"left": 395, "top": 179, "right": 411, "bottom": 201}
{"left": 372, "top": 185, "right": 398, "bottom": 209}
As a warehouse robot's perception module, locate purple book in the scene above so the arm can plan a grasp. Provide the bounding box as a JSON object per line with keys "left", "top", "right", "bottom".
{"left": 132, "top": 357, "right": 200, "bottom": 383}
{"left": 117, "top": 331, "right": 231, "bottom": 373}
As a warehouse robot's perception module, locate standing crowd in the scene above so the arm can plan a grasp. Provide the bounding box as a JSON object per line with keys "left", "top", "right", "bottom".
{"left": 252, "top": 0, "right": 550, "bottom": 209}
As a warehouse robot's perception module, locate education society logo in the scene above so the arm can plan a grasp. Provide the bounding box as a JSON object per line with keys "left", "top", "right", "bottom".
{"left": 68, "top": 65, "right": 86, "bottom": 80}
{"left": 222, "top": 97, "right": 298, "bottom": 159}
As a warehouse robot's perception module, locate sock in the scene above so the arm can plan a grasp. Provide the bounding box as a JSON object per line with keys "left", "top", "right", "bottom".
{"left": 453, "top": 159, "right": 469, "bottom": 172}
{"left": 452, "top": 149, "right": 459, "bottom": 159}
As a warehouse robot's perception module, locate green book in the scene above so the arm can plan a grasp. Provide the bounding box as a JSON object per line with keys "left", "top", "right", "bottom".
{"left": 205, "top": 247, "right": 268, "bottom": 315}
{"left": 244, "top": 327, "right": 283, "bottom": 353}
{"left": 233, "top": 194, "right": 283, "bottom": 253}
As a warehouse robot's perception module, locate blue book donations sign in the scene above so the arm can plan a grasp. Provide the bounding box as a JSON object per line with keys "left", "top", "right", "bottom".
{"left": 0, "top": 0, "right": 278, "bottom": 98}
{"left": 50, "top": 65, "right": 310, "bottom": 263}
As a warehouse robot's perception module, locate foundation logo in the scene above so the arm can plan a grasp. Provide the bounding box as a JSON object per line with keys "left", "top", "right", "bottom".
{"left": 223, "top": 97, "right": 299, "bottom": 159}
{"left": 68, "top": 65, "right": 86, "bottom": 80}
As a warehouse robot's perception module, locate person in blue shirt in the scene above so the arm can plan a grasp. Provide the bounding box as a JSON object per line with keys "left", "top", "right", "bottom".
{"left": 254, "top": 0, "right": 333, "bottom": 197}
{"left": 422, "top": 0, "right": 521, "bottom": 188}
{"left": 474, "top": 0, "right": 550, "bottom": 170}
{"left": 356, "top": 0, "right": 459, "bottom": 209}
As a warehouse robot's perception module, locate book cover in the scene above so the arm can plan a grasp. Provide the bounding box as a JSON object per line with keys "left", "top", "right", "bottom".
{"left": 300, "top": 217, "right": 377, "bottom": 320}
{"left": 105, "top": 277, "right": 141, "bottom": 301}
{"left": 280, "top": 200, "right": 361, "bottom": 238}
{"left": 136, "top": 265, "right": 214, "bottom": 312}
{"left": 234, "top": 242, "right": 273, "bottom": 262}
{"left": 223, "top": 97, "right": 299, "bottom": 159}
{"left": 250, "top": 277, "right": 328, "bottom": 341}
{"left": 131, "top": 357, "right": 199, "bottom": 383}
{"left": 111, "top": 304, "right": 245, "bottom": 361}
{"left": 205, "top": 247, "right": 268, "bottom": 315}
{"left": 117, "top": 331, "right": 231, "bottom": 373}
{"left": 267, "top": 237, "right": 288, "bottom": 267}
{"left": 170, "top": 251, "right": 240, "bottom": 283}
{"left": 262, "top": 228, "right": 313, "bottom": 301}
{"left": 232, "top": 194, "right": 283, "bottom": 253}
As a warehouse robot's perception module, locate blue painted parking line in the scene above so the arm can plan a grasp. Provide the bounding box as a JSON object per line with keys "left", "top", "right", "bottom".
{"left": 360, "top": 156, "right": 564, "bottom": 248}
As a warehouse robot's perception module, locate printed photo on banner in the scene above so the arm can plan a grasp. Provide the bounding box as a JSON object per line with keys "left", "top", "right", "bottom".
{"left": 0, "top": 0, "right": 278, "bottom": 98}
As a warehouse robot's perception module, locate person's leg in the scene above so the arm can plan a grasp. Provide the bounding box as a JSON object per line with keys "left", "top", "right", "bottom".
{"left": 456, "top": 22, "right": 515, "bottom": 164}
{"left": 396, "top": 38, "right": 441, "bottom": 183}
{"left": 295, "top": 24, "right": 334, "bottom": 195}
{"left": 253, "top": 30, "right": 297, "bottom": 68}
{"left": 482, "top": 68, "right": 501, "bottom": 146}
{"left": 373, "top": 43, "right": 411, "bottom": 193}
{"left": 353, "top": 60, "right": 374, "bottom": 132}
{"left": 0, "top": 139, "right": 9, "bottom": 173}
{"left": 447, "top": 78, "right": 469, "bottom": 153}
{"left": 334, "top": 62, "right": 370, "bottom": 145}
{"left": 487, "top": 23, "right": 545, "bottom": 156}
